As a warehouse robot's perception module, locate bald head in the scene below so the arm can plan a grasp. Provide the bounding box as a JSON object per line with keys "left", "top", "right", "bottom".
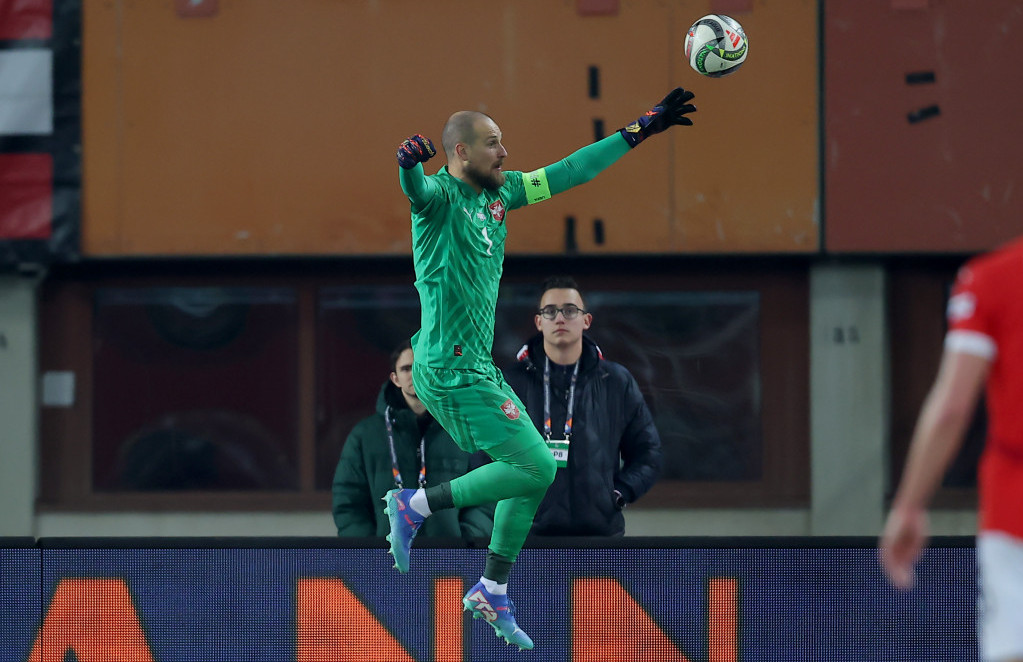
{"left": 441, "top": 111, "right": 507, "bottom": 192}
{"left": 442, "top": 111, "right": 492, "bottom": 158}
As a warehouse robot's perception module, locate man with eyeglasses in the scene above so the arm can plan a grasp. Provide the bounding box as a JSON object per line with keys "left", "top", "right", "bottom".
{"left": 388, "top": 88, "right": 696, "bottom": 650}
{"left": 504, "top": 276, "right": 663, "bottom": 537}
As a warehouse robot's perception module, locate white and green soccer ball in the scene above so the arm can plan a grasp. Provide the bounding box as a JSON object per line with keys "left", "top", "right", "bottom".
{"left": 684, "top": 14, "right": 748, "bottom": 78}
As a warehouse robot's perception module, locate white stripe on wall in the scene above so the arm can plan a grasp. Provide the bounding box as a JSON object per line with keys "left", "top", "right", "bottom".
{"left": 0, "top": 49, "right": 53, "bottom": 136}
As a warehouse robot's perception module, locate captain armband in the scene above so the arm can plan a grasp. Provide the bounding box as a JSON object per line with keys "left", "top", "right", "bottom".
{"left": 523, "top": 168, "right": 552, "bottom": 205}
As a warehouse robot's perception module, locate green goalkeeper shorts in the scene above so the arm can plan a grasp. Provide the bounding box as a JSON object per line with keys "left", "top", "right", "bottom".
{"left": 412, "top": 362, "right": 538, "bottom": 453}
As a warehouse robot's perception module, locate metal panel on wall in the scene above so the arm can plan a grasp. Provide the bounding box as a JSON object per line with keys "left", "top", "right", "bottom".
{"left": 825, "top": 1, "right": 1023, "bottom": 253}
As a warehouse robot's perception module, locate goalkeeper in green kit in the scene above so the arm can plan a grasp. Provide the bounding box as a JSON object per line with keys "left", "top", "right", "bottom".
{"left": 387, "top": 88, "right": 696, "bottom": 650}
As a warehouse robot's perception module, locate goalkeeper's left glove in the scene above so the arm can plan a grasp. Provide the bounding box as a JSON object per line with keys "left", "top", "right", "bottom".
{"left": 618, "top": 87, "right": 697, "bottom": 148}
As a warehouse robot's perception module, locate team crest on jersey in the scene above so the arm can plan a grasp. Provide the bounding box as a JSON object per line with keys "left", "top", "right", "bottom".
{"left": 500, "top": 398, "right": 520, "bottom": 420}
{"left": 488, "top": 199, "right": 505, "bottom": 222}
{"left": 947, "top": 292, "right": 976, "bottom": 322}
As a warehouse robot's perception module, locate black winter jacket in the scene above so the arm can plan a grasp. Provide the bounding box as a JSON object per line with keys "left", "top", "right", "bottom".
{"left": 503, "top": 333, "right": 662, "bottom": 536}
{"left": 331, "top": 382, "right": 494, "bottom": 539}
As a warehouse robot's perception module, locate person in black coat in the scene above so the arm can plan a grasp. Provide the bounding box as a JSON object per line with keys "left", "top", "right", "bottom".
{"left": 503, "top": 276, "right": 662, "bottom": 537}
{"left": 332, "top": 340, "right": 494, "bottom": 539}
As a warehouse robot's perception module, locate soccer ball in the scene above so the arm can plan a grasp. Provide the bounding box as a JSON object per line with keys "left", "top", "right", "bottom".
{"left": 684, "top": 14, "right": 748, "bottom": 77}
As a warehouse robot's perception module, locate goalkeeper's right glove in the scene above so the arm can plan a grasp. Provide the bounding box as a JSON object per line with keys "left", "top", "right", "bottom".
{"left": 397, "top": 134, "right": 437, "bottom": 169}
{"left": 618, "top": 87, "right": 697, "bottom": 148}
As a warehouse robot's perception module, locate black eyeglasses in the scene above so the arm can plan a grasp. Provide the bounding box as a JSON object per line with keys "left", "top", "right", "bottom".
{"left": 537, "top": 304, "right": 587, "bottom": 320}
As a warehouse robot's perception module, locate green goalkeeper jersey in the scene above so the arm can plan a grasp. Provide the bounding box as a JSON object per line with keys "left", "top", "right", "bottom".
{"left": 400, "top": 133, "right": 630, "bottom": 369}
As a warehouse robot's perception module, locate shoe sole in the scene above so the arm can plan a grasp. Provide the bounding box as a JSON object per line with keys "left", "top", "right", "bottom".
{"left": 382, "top": 492, "right": 410, "bottom": 573}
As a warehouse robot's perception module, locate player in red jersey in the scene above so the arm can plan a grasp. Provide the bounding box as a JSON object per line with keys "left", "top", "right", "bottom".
{"left": 881, "top": 236, "right": 1023, "bottom": 662}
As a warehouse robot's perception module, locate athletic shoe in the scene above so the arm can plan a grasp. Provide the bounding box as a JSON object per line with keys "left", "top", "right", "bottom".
{"left": 462, "top": 581, "right": 534, "bottom": 651}
{"left": 382, "top": 488, "right": 424, "bottom": 573}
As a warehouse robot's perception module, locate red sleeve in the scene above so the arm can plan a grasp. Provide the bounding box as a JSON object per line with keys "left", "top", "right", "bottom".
{"left": 945, "top": 261, "right": 997, "bottom": 360}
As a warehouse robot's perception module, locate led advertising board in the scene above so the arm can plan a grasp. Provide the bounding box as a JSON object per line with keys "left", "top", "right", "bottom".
{"left": 5, "top": 540, "right": 975, "bottom": 661}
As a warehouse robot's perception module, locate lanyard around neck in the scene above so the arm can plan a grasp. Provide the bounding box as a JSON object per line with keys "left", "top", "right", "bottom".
{"left": 384, "top": 405, "right": 427, "bottom": 489}
{"left": 543, "top": 356, "right": 580, "bottom": 440}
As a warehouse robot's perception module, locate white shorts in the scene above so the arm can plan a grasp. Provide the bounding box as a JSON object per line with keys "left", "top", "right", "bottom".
{"left": 978, "top": 531, "right": 1023, "bottom": 661}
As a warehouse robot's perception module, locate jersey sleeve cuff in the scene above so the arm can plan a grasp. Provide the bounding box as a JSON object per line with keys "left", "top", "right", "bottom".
{"left": 945, "top": 329, "right": 997, "bottom": 360}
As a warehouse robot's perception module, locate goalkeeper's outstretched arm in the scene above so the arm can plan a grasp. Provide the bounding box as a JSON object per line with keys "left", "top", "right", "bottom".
{"left": 537, "top": 87, "right": 697, "bottom": 197}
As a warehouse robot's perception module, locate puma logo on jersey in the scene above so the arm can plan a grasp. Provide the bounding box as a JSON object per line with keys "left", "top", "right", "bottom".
{"left": 461, "top": 207, "right": 486, "bottom": 225}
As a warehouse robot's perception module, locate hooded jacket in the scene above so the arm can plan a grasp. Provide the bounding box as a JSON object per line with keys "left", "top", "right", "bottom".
{"left": 331, "top": 381, "right": 494, "bottom": 539}
{"left": 503, "top": 333, "right": 662, "bottom": 536}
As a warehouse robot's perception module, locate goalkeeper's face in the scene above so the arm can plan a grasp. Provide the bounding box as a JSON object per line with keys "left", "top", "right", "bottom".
{"left": 463, "top": 119, "right": 507, "bottom": 191}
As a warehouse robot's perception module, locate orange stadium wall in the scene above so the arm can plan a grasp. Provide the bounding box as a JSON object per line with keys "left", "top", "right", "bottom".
{"left": 81, "top": 0, "right": 819, "bottom": 257}
{"left": 825, "top": 0, "right": 1023, "bottom": 253}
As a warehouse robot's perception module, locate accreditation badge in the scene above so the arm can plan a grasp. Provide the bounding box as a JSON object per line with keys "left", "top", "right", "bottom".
{"left": 545, "top": 437, "right": 569, "bottom": 468}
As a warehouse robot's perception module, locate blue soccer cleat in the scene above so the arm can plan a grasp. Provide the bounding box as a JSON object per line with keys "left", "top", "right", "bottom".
{"left": 383, "top": 488, "right": 424, "bottom": 573}
{"left": 462, "top": 581, "right": 534, "bottom": 651}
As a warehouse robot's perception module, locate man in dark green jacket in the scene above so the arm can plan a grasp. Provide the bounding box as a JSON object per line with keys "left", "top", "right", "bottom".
{"left": 332, "top": 340, "right": 494, "bottom": 539}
